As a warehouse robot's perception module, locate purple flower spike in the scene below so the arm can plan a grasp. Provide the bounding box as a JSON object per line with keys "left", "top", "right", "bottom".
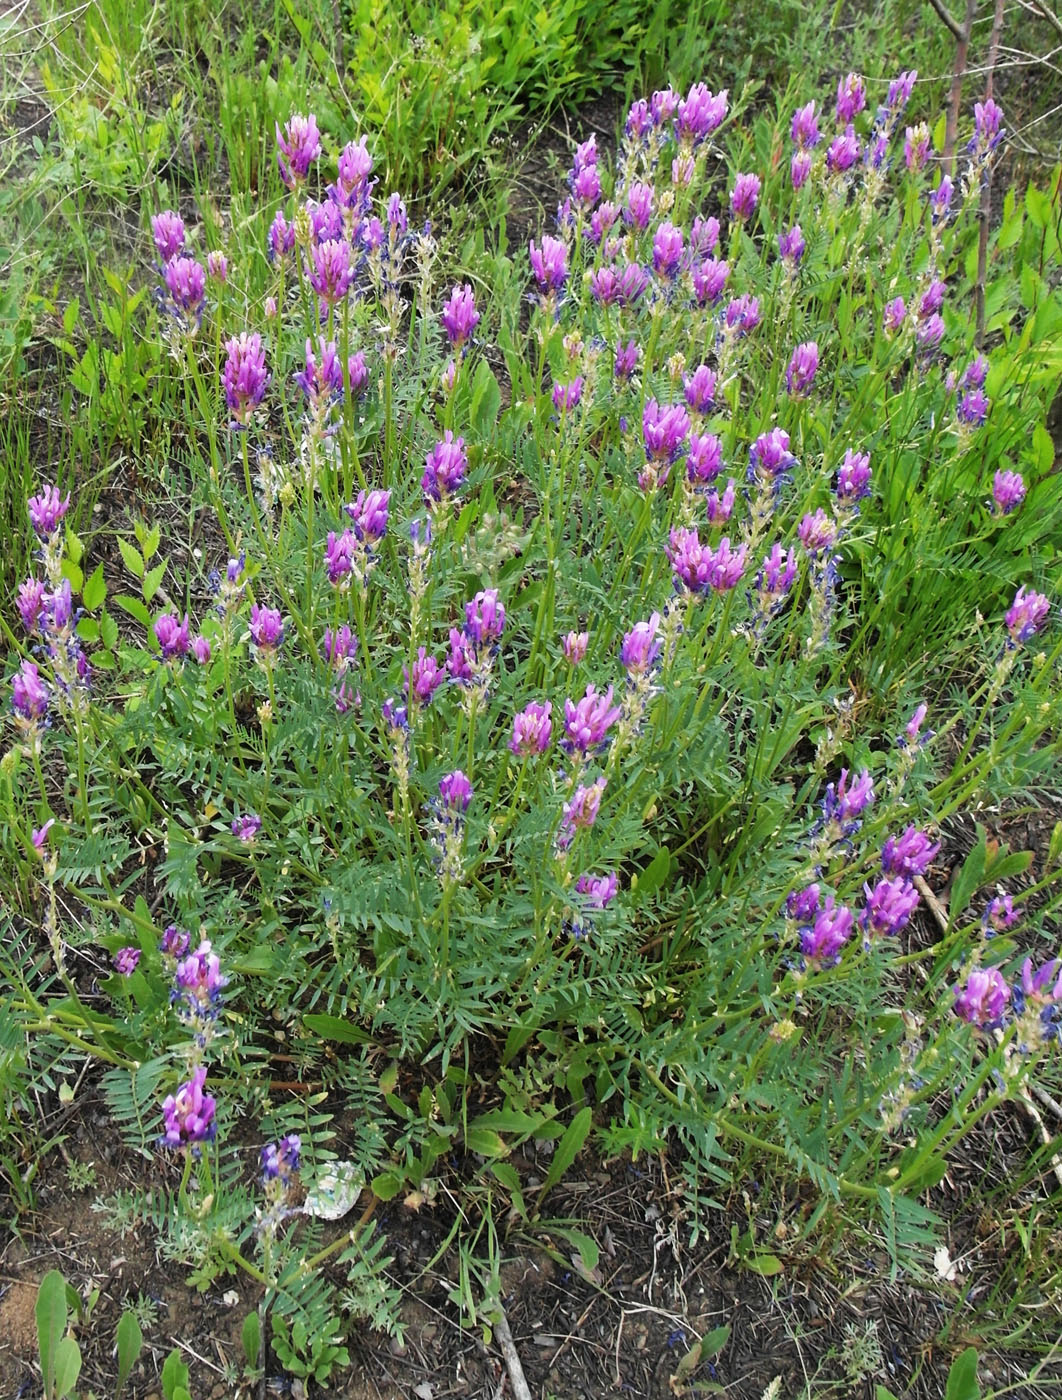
{"left": 308, "top": 239, "right": 353, "bottom": 309}
{"left": 778, "top": 225, "right": 806, "bottom": 267}
{"left": 446, "top": 630, "right": 472, "bottom": 687}
{"left": 552, "top": 376, "right": 584, "bottom": 412}
{"left": 723, "top": 294, "right": 760, "bottom": 335}
{"left": 785, "top": 341, "right": 819, "bottom": 397}
{"left": 161, "top": 1065, "right": 217, "bottom": 1149}
{"left": 28, "top": 484, "right": 71, "bottom": 539}
{"left": 558, "top": 775, "right": 607, "bottom": 848}
{"left": 422, "top": 431, "right": 468, "bottom": 504}
{"left": 757, "top": 542, "right": 798, "bottom": 603}
{"left": 268, "top": 211, "right": 296, "bottom": 262}
{"left": 973, "top": 98, "right": 1004, "bottom": 153}
{"left": 12, "top": 659, "right": 50, "bottom": 722}
{"left": 826, "top": 125, "right": 860, "bottom": 173}
{"left": 439, "top": 770, "right": 473, "bottom": 813}
{"left": 222, "top": 332, "right": 269, "bottom": 425}
{"left": 786, "top": 884, "right": 821, "bottom": 922}
{"left": 114, "top": 947, "right": 141, "bottom": 976}
{"left": 160, "top": 923, "right": 190, "bottom": 958}
{"left": 151, "top": 210, "right": 185, "bottom": 261}
{"left": 915, "top": 314, "right": 945, "bottom": 354}
{"left": 207, "top": 250, "right": 228, "bottom": 282}
{"left": 405, "top": 647, "right": 446, "bottom": 706}
{"left": 163, "top": 257, "right": 206, "bottom": 315}
{"left": 261, "top": 1134, "right": 301, "bottom": 1183}
{"left": 276, "top": 113, "right": 322, "bottom": 188}
{"left": 687, "top": 432, "right": 723, "bottom": 486}
{"left": 442, "top": 283, "right": 480, "bottom": 350}
{"left": 233, "top": 812, "right": 262, "bottom": 843}
{"left": 296, "top": 337, "right": 344, "bottom": 403}
{"left": 528, "top": 235, "right": 568, "bottom": 292}
{"left": 249, "top": 604, "right": 284, "bottom": 652}
{"left": 652, "top": 221, "right": 685, "bottom": 279}
{"left": 643, "top": 399, "right": 691, "bottom": 463}
{"left": 790, "top": 101, "right": 820, "bottom": 149}
{"left": 675, "top": 82, "right": 727, "bottom": 145}
{"left": 346, "top": 488, "right": 390, "bottom": 542}
{"left": 904, "top": 123, "right": 930, "bottom": 172}
{"left": 823, "top": 767, "right": 874, "bottom": 827}
{"left": 347, "top": 351, "right": 369, "bottom": 396}
{"left": 882, "top": 297, "right": 907, "bottom": 336}
{"left": 861, "top": 876, "right": 920, "bottom": 939}
{"left": 575, "top": 870, "right": 620, "bottom": 908}
{"left": 800, "top": 896, "right": 854, "bottom": 964}
{"left": 993, "top": 471, "right": 1026, "bottom": 517}
{"left": 683, "top": 365, "right": 717, "bottom": 415}
{"left": 791, "top": 151, "right": 813, "bottom": 190}
{"left": 983, "top": 893, "right": 1022, "bottom": 932}
{"left": 667, "top": 528, "right": 747, "bottom": 594}
{"left": 953, "top": 967, "right": 1010, "bottom": 1026}
{"left": 835, "top": 72, "right": 867, "bottom": 123}
{"left": 325, "top": 529, "right": 357, "bottom": 585}
{"left": 957, "top": 388, "right": 988, "bottom": 427}
{"left": 837, "top": 449, "right": 872, "bottom": 504}
{"left": 154, "top": 612, "right": 191, "bottom": 660}
{"left": 511, "top": 700, "right": 552, "bottom": 757}
{"left": 191, "top": 635, "right": 211, "bottom": 664}
{"left": 749, "top": 428, "right": 795, "bottom": 481}
{"left": 620, "top": 613, "right": 662, "bottom": 677}
{"left": 881, "top": 827, "right": 940, "bottom": 878}
{"left": 1005, "top": 585, "right": 1050, "bottom": 645}
{"left": 705, "top": 479, "right": 736, "bottom": 525}
{"left": 32, "top": 819, "right": 55, "bottom": 855}
{"left": 614, "top": 339, "right": 641, "bottom": 380}
{"left": 692, "top": 257, "right": 729, "bottom": 306}
{"left": 17, "top": 578, "right": 47, "bottom": 634}
{"left": 323, "top": 624, "right": 358, "bottom": 670}
{"left": 625, "top": 182, "right": 655, "bottom": 230}
{"left": 563, "top": 631, "right": 588, "bottom": 665}
{"left": 465, "top": 589, "right": 506, "bottom": 646}
{"left": 729, "top": 172, "right": 761, "bottom": 220}
{"left": 563, "top": 684, "right": 622, "bottom": 754}
{"left": 798, "top": 509, "right": 837, "bottom": 556}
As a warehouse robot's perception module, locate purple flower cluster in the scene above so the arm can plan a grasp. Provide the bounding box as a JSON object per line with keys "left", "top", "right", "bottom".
{"left": 161, "top": 1065, "right": 217, "bottom": 1149}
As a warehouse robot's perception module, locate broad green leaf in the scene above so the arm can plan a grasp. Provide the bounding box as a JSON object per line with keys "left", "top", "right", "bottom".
{"left": 36, "top": 1270, "right": 68, "bottom": 1399}
{"left": 944, "top": 1346, "right": 981, "bottom": 1400}
{"left": 241, "top": 1310, "right": 261, "bottom": 1368}
{"left": 949, "top": 829, "right": 987, "bottom": 924}
{"left": 82, "top": 562, "right": 107, "bottom": 610}
{"left": 53, "top": 1334, "right": 81, "bottom": 1398}
{"left": 303, "top": 1012, "right": 370, "bottom": 1044}
{"left": 538, "top": 1105, "right": 591, "bottom": 1202}
{"left": 115, "top": 1309, "right": 143, "bottom": 1396}
{"left": 142, "top": 561, "right": 167, "bottom": 603}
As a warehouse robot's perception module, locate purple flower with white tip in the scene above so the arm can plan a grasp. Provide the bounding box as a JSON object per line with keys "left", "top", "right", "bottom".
{"left": 881, "top": 827, "right": 940, "bottom": 878}
{"left": 625, "top": 182, "right": 655, "bottom": 229}
{"left": 442, "top": 283, "right": 479, "bottom": 350}
{"left": 563, "top": 631, "right": 588, "bottom": 665}
{"left": 439, "top": 770, "right": 473, "bottom": 813}
{"left": 983, "top": 893, "right": 1022, "bottom": 932}
{"left": 160, "top": 924, "right": 190, "bottom": 959}
{"left": 692, "top": 257, "right": 729, "bottom": 305}
{"left": 643, "top": 400, "right": 691, "bottom": 463}
{"left": 296, "top": 337, "right": 344, "bottom": 403}
{"left": 801, "top": 896, "right": 854, "bottom": 964}
{"left": 206, "top": 250, "right": 228, "bottom": 282}
{"left": 422, "top": 431, "right": 468, "bottom": 504}
{"left": 114, "top": 947, "right": 141, "bottom": 976}
{"left": 232, "top": 813, "right": 262, "bottom": 843}
{"left": 323, "top": 625, "right": 358, "bottom": 671}
{"left": 222, "top": 333, "right": 269, "bottom": 425}
{"left": 798, "top": 509, "right": 837, "bottom": 556}
{"left": 614, "top": 339, "right": 641, "bottom": 380}
{"left": 325, "top": 529, "right": 357, "bottom": 585}
{"left": 346, "top": 488, "right": 390, "bottom": 542}
{"left": 446, "top": 627, "right": 475, "bottom": 683}
{"left": 620, "top": 613, "right": 662, "bottom": 677}
{"left": 729, "top": 172, "right": 761, "bottom": 220}
{"left": 12, "top": 659, "right": 49, "bottom": 724}
{"left": 958, "top": 388, "right": 988, "bottom": 427}
{"left": 563, "top": 685, "right": 622, "bottom": 754}
{"left": 882, "top": 297, "right": 906, "bottom": 336}
{"left": 268, "top": 211, "right": 296, "bottom": 262}
{"left": 511, "top": 700, "right": 552, "bottom": 757}
{"left": 835, "top": 72, "right": 867, "bottom": 123}
{"left": 861, "top": 877, "right": 920, "bottom": 939}
{"left": 163, "top": 257, "right": 206, "bottom": 317}
{"left": 261, "top": 1134, "right": 301, "bottom": 1184}
{"left": 837, "top": 449, "right": 872, "bottom": 505}
{"left": 749, "top": 428, "right": 795, "bottom": 482}
{"left": 823, "top": 768, "right": 874, "bottom": 829}
{"left": 675, "top": 82, "right": 727, "bottom": 145}
{"left": 756, "top": 543, "right": 798, "bottom": 606}
{"left": 276, "top": 113, "right": 321, "bottom": 187}
{"left": 28, "top": 485, "right": 71, "bottom": 539}
{"left": 405, "top": 647, "right": 446, "bottom": 706}
{"left": 552, "top": 377, "right": 584, "bottom": 412}
{"left": 791, "top": 151, "right": 813, "bottom": 189}
{"left": 161, "top": 1065, "right": 217, "bottom": 1149}
{"left": 683, "top": 365, "right": 717, "bottom": 415}
{"left": 652, "top": 222, "right": 684, "bottom": 279}
{"left": 154, "top": 612, "right": 190, "bottom": 660}
{"left": 17, "top": 578, "right": 47, "bottom": 634}
{"left": 705, "top": 479, "right": 736, "bottom": 525}
{"left": 558, "top": 775, "right": 607, "bottom": 849}
{"left": 953, "top": 967, "right": 1009, "bottom": 1026}
{"left": 529, "top": 235, "right": 568, "bottom": 293}
{"left": 576, "top": 870, "right": 619, "bottom": 908}
{"left": 1005, "top": 585, "right": 1050, "bottom": 645}
{"left": 790, "top": 101, "right": 820, "bottom": 149}
{"left": 724, "top": 294, "right": 760, "bottom": 335}
{"left": 786, "top": 884, "right": 821, "bottom": 922}
{"left": 249, "top": 604, "right": 284, "bottom": 652}
{"left": 465, "top": 589, "right": 505, "bottom": 646}
{"left": 778, "top": 225, "right": 806, "bottom": 267}
{"left": 826, "top": 125, "right": 860, "bottom": 173}
{"left": 686, "top": 432, "right": 723, "bottom": 486}
{"left": 151, "top": 210, "right": 185, "bottom": 261}
{"left": 785, "top": 341, "right": 819, "bottom": 397}
{"left": 308, "top": 239, "right": 353, "bottom": 310}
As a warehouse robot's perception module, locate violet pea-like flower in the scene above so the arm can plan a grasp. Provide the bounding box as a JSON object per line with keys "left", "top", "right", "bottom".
{"left": 161, "top": 1065, "right": 217, "bottom": 1149}
{"left": 249, "top": 604, "right": 284, "bottom": 651}
{"left": 953, "top": 967, "right": 1010, "bottom": 1027}
{"left": 154, "top": 612, "right": 191, "bottom": 660}
{"left": 620, "top": 613, "right": 662, "bottom": 677}
{"left": 563, "top": 685, "right": 622, "bottom": 754}
{"left": 881, "top": 826, "right": 940, "bottom": 878}
{"left": 465, "top": 589, "right": 505, "bottom": 647}
{"left": 1005, "top": 585, "right": 1051, "bottom": 645}
{"left": 442, "top": 283, "right": 480, "bottom": 350}
{"left": 511, "top": 700, "right": 552, "bottom": 757}
{"left": 28, "top": 484, "right": 71, "bottom": 539}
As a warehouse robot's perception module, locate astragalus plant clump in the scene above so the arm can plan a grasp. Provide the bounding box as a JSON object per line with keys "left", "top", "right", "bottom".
{"left": 3, "top": 71, "right": 1061, "bottom": 1369}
